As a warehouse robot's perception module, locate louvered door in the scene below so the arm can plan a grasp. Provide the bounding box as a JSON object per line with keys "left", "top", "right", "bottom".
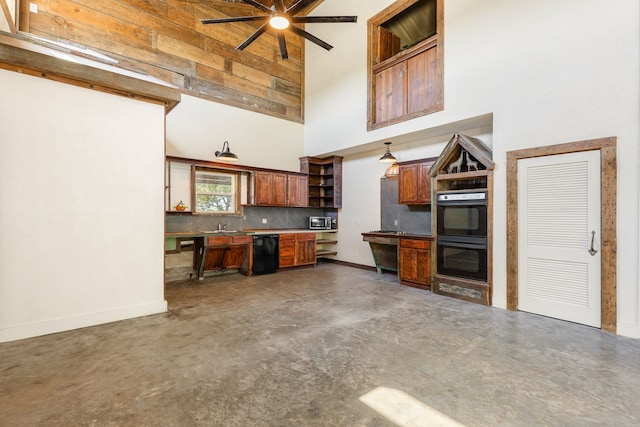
{"left": 517, "top": 151, "right": 601, "bottom": 327}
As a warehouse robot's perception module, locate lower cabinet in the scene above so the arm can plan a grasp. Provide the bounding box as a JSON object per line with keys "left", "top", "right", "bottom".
{"left": 200, "top": 235, "right": 252, "bottom": 277}
{"left": 399, "top": 237, "right": 432, "bottom": 290}
{"left": 279, "top": 233, "right": 316, "bottom": 268}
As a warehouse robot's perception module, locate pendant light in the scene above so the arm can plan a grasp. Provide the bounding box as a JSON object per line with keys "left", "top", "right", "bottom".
{"left": 215, "top": 141, "right": 238, "bottom": 161}
{"left": 384, "top": 162, "right": 399, "bottom": 177}
{"left": 379, "top": 142, "right": 397, "bottom": 163}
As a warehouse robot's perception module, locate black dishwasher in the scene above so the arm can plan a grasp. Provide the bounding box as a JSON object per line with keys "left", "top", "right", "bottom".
{"left": 252, "top": 234, "right": 279, "bottom": 275}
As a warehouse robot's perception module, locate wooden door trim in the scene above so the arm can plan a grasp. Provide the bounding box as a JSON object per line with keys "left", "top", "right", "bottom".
{"left": 506, "top": 137, "right": 617, "bottom": 333}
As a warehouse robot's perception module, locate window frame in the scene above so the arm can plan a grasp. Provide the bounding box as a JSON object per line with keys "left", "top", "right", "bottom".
{"left": 192, "top": 166, "right": 242, "bottom": 215}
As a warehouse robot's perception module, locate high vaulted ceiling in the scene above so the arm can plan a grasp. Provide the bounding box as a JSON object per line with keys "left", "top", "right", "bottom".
{"left": 19, "top": 0, "right": 326, "bottom": 122}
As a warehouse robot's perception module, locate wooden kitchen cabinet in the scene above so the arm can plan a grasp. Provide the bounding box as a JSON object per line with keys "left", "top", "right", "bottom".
{"left": 368, "top": 0, "right": 444, "bottom": 130}
{"left": 399, "top": 238, "right": 432, "bottom": 290}
{"left": 279, "top": 233, "right": 316, "bottom": 268}
{"left": 200, "top": 235, "right": 252, "bottom": 277}
{"left": 287, "top": 174, "right": 308, "bottom": 207}
{"left": 254, "top": 171, "right": 287, "bottom": 206}
{"left": 254, "top": 171, "right": 308, "bottom": 207}
{"left": 398, "top": 158, "right": 436, "bottom": 205}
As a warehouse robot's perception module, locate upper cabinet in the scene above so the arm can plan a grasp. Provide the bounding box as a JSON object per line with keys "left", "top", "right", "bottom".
{"left": 300, "top": 156, "right": 343, "bottom": 209}
{"left": 253, "top": 171, "right": 308, "bottom": 207}
{"left": 368, "top": 0, "right": 444, "bottom": 130}
{"left": 398, "top": 157, "right": 437, "bottom": 205}
{"left": 287, "top": 174, "right": 309, "bottom": 208}
{"left": 254, "top": 171, "right": 287, "bottom": 206}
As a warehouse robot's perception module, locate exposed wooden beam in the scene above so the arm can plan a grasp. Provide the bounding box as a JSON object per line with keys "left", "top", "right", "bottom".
{"left": 0, "top": 33, "right": 181, "bottom": 112}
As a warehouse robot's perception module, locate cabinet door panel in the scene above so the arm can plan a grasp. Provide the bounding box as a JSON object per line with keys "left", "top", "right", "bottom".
{"left": 272, "top": 173, "right": 287, "bottom": 206}
{"left": 288, "top": 175, "right": 308, "bottom": 207}
{"left": 254, "top": 172, "right": 272, "bottom": 205}
{"left": 225, "top": 245, "right": 247, "bottom": 269}
{"left": 418, "top": 162, "right": 432, "bottom": 204}
{"left": 415, "top": 249, "right": 431, "bottom": 285}
{"left": 407, "top": 46, "right": 439, "bottom": 115}
{"left": 399, "top": 247, "right": 416, "bottom": 282}
{"left": 398, "top": 164, "right": 419, "bottom": 204}
{"left": 203, "top": 247, "right": 227, "bottom": 271}
{"left": 375, "top": 62, "right": 405, "bottom": 123}
{"left": 296, "top": 240, "right": 317, "bottom": 265}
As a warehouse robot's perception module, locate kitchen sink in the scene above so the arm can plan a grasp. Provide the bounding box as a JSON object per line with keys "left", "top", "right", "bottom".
{"left": 203, "top": 230, "right": 238, "bottom": 233}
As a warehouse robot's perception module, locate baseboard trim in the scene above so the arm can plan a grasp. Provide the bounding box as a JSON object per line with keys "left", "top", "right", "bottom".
{"left": 318, "top": 258, "right": 378, "bottom": 272}
{"left": 617, "top": 321, "right": 640, "bottom": 339}
{"left": 0, "top": 300, "right": 168, "bottom": 343}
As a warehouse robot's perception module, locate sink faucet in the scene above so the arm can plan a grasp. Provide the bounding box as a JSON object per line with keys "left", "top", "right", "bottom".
{"left": 217, "top": 223, "right": 229, "bottom": 231}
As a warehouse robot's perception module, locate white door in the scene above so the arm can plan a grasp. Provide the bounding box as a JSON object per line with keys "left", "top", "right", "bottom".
{"left": 518, "top": 150, "right": 601, "bottom": 327}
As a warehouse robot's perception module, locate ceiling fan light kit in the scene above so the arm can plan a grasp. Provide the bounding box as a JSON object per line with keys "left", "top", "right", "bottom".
{"left": 201, "top": 0, "right": 357, "bottom": 60}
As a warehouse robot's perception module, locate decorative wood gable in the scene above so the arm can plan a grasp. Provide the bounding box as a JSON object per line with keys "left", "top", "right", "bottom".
{"left": 430, "top": 133, "right": 494, "bottom": 177}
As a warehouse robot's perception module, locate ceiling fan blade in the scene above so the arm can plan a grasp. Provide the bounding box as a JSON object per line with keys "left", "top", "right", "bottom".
{"left": 202, "top": 16, "right": 269, "bottom": 24}
{"left": 288, "top": 25, "right": 333, "bottom": 51}
{"left": 238, "top": 0, "right": 273, "bottom": 14}
{"left": 286, "top": 0, "right": 317, "bottom": 17}
{"left": 273, "top": 0, "right": 286, "bottom": 14}
{"left": 277, "top": 33, "right": 289, "bottom": 60}
{"left": 237, "top": 23, "right": 269, "bottom": 50}
{"left": 292, "top": 16, "right": 358, "bottom": 24}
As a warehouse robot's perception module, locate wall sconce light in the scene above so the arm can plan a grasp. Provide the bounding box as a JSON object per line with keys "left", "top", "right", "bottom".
{"left": 215, "top": 141, "right": 238, "bottom": 161}
{"left": 379, "top": 142, "right": 397, "bottom": 163}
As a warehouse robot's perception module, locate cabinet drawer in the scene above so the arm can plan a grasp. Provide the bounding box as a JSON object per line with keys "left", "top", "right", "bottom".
{"left": 279, "top": 242, "right": 295, "bottom": 257}
{"left": 231, "top": 235, "right": 251, "bottom": 244}
{"left": 400, "top": 239, "right": 431, "bottom": 249}
{"left": 296, "top": 233, "right": 316, "bottom": 242}
{"left": 207, "top": 236, "right": 231, "bottom": 246}
{"left": 279, "top": 233, "right": 296, "bottom": 242}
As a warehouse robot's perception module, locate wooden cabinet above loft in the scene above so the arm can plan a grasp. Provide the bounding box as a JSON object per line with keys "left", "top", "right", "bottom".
{"left": 398, "top": 157, "right": 437, "bottom": 205}
{"left": 368, "top": 0, "right": 444, "bottom": 130}
{"left": 299, "top": 156, "right": 343, "bottom": 209}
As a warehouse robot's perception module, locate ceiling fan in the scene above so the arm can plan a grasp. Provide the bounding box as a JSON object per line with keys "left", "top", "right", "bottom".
{"left": 200, "top": 0, "right": 357, "bottom": 60}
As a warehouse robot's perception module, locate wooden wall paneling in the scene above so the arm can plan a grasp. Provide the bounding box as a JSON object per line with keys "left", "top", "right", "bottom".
{"left": 506, "top": 137, "right": 617, "bottom": 333}
{"left": 20, "top": 0, "right": 306, "bottom": 122}
{"left": 27, "top": 11, "right": 195, "bottom": 76}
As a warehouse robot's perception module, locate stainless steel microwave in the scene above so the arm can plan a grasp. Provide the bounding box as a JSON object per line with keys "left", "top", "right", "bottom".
{"left": 309, "top": 216, "right": 332, "bottom": 230}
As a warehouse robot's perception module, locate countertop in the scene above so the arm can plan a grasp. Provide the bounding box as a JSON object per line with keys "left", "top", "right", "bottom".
{"left": 166, "top": 229, "right": 337, "bottom": 238}
{"left": 362, "top": 231, "right": 433, "bottom": 240}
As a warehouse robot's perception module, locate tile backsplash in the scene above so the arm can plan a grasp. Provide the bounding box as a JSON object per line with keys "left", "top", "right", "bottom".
{"left": 166, "top": 206, "right": 336, "bottom": 233}
{"left": 380, "top": 177, "right": 432, "bottom": 235}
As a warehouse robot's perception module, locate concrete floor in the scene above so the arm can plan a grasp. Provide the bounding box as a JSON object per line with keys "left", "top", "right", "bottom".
{"left": 1, "top": 263, "right": 640, "bottom": 426}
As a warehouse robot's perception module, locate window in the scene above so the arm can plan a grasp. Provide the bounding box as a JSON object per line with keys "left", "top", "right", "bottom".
{"left": 194, "top": 168, "right": 240, "bottom": 214}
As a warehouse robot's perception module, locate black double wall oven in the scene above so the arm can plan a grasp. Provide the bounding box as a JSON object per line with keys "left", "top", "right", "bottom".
{"left": 436, "top": 191, "right": 488, "bottom": 281}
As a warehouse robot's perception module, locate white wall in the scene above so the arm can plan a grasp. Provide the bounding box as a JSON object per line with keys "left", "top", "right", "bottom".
{"left": 0, "top": 0, "right": 17, "bottom": 32}
{"left": 306, "top": 0, "right": 640, "bottom": 337}
{"left": 0, "top": 69, "right": 167, "bottom": 342}
{"left": 166, "top": 94, "right": 305, "bottom": 171}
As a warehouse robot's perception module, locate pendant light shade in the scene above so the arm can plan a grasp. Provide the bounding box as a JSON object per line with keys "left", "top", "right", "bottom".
{"left": 379, "top": 142, "right": 397, "bottom": 163}
{"left": 215, "top": 141, "right": 238, "bottom": 161}
{"left": 384, "top": 162, "right": 399, "bottom": 177}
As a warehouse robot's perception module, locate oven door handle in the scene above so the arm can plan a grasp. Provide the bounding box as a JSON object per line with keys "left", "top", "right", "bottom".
{"left": 437, "top": 239, "right": 487, "bottom": 250}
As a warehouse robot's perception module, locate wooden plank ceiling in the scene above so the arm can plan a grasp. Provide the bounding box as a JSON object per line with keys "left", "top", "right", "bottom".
{"left": 20, "top": 0, "right": 323, "bottom": 122}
